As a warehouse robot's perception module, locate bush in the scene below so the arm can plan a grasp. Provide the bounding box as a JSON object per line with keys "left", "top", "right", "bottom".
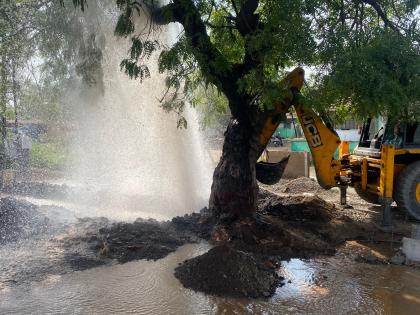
{"left": 29, "top": 143, "right": 67, "bottom": 170}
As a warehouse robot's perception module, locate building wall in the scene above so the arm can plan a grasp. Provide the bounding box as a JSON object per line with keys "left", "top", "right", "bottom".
{"left": 336, "top": 129, "right": 360, "bottom": 142}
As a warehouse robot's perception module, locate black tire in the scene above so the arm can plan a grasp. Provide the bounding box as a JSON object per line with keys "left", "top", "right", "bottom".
{"left": 355, "top": 187, "right": 381, "bottom": 205}
{"left": 395, "top": 161, "right": 420, "bottom": 220}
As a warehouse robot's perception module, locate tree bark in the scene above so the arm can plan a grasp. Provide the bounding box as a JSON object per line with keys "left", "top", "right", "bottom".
{"left": 209, "top": 111, "right": 261, "bottom": 219}
{"left": 11, "top": 63, "right": 18, "bottom": 129}
{"left": 0, "top": 57, "right": 8, "bottom": 170}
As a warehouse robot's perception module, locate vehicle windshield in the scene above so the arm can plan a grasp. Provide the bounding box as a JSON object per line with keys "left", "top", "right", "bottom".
{"left": 366, "top": 117, "right": 387, "bottom": 141}
{"left": 359, "top": 117, "right": 387, "bottom": 148}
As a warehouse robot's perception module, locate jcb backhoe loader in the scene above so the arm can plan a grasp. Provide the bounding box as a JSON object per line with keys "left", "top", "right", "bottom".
{"left": 257, "top": 67, "right": 420, "bottom": 227}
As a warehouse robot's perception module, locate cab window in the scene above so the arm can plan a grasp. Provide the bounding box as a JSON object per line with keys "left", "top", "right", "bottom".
{"left": 406, "top": 123, "right": 420, "bottom": 145}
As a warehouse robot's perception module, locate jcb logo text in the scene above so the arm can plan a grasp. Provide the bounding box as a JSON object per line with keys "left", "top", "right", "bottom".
{"left": 302, "top": 114, "right": 323, "bottom": 148}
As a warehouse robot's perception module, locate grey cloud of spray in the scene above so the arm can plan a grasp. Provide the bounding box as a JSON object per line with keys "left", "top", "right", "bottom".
{"left": 65, "top": 1, "right": 213, "bottom": 220}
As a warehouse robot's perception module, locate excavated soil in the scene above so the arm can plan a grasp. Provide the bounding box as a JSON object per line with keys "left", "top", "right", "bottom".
{"left": 258, "top": 189, "right": 334, "bottom": 221}
{"left": 0, "top": 197, "right": 50, "bottom": 243}
{"left": 57, "top": 216, "right": 203, "bottom": 265}
{"left": 174, "top": 245, "right": 282, "bottom": 298}
{"left": 173, "top": 188, "right": 377, "bottom": 298}
{"left": 86, "top": 219, "right": 199, "bottom": 263}
{"left": 278, "top": 177, "right": 325, "bottom": 194}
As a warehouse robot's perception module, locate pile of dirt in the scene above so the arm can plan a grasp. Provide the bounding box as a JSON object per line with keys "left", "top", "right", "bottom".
{"left": 0, "top": 197, "right": 50, "bottom": 243}
{"left": 224, "top": 213, "right": 338, "bottom": 259}
{"left": 255, "top": 189, "right": 370, "bottom": 252}
{"left": 65, "top": 217, "right": 201, "bottom": 263}
{"left": 174, "top": 189, "right": 374, "bottom": 298}
{"left": 171, "top": 211, "right": 212, "bottom": 239}
{"left": 56, "top": 211, "right": 209, "bottom": 268}
{"left": 174, "top": 245, "right": 282, "bottom": 298}
{"left": 279, "top": 177, "right": 324, "bottom": 194}
{"left": 258, "top": 189, "right": 334, "bottom": 222}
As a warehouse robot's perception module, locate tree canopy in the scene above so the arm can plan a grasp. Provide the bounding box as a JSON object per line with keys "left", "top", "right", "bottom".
{"left": 1, "top": 0, "right": 418, "bottom": 133}
{"left": 67, "top": 0, "right": 420, "bottom": 125}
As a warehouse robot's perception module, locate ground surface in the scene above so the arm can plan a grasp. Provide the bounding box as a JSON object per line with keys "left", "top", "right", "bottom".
{"left": 0, "top": 175, "right": 417, "bottom": 299}
{"left": 173, "top": 177, "right": 417, "bottom": 298}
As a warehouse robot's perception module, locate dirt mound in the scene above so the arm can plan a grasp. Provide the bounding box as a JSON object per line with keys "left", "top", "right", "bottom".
{"left": 258, "top": 189, "right": 334, "bottom": 222}
{"left": 171, "top": 210, "right": 213, "bottom": 239}
{"left": 280, "top": 177, "right": 323, "bottom": 194}
{"left": 174, "top": 190, "right": 371, "bottom": 298}
{"left": 85, "top": 219, "right": 187, "bottom": 263}
{"left": 175, "top": 245, "right": 282, "bottom": 298}
{"left": 58, "top": 211, "right": 210, "bottom": 266}
{"left": 204, "top": 189, "right": 371, "bottom": 260}
{"left": 0, "top": 197, "right": 50, "bottom": 243}
{"left": 68, "top": 218, "right": 199, "bottom": 263}
{"left": 256, "top": 189, "right": 370, "bottom": 249}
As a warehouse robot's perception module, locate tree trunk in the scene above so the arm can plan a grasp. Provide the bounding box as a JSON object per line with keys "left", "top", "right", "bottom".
{"left": 11, "top": 63, "right": 18, "bottom": 129}
{"left": 0, "top": 57, "right": 7, "bottom": 170}
{"left": 209, "top": 115, "right": 261, "bottom": 220}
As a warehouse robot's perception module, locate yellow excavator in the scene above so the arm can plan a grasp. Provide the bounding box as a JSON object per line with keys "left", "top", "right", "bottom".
{"left": 257, "top": 67, "right": 420, "bottom": 227}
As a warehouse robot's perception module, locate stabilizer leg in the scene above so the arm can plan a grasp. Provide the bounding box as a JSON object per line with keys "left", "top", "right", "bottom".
{"left": 382, "top": 198, "right": 393, "bottom": 231}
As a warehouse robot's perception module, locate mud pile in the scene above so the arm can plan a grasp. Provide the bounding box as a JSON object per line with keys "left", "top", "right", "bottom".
{"left": 0, "top": 197, "right": 50, "bottom": 243}
{"left": 256, "top": 189, "right": 370, "bottom": 251}
{"left": 174, "top": 189, "right": 371, "bottom": 298}
{"left": 279, "top": 177, "right": 324, "bottom": 194}
{"left": 175, "top": 245, "right": 282, "bottom": 298}
{"left": 258, "top": 189, "right": 334, "bottom": 221}
{"left": 91, "top": 219, "right": 196, "bottom": 262}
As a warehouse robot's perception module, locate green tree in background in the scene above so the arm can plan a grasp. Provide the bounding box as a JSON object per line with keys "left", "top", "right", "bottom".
{"left": 1, "top": 0, "right": 118, "bottom": 134}
{"left": 191, "top": 84, "right": 230, "bottom": 132}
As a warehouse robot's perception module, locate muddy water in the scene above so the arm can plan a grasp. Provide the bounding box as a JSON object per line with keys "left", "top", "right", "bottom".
{"left": 1, "top": 194, "right": 419, "bottom": 314}
{"left": 1, "top": 240, "right": 420, "bottom": 315}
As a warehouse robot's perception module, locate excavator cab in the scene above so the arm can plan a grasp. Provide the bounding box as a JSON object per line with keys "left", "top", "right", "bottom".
{"left": 356, "top": 117, "right": 420, "bottom": 156}
{"left": 355, "top": 117, "right": 387, "bottom": 156}
{"left": 351, "top": 117, "right": 420, "bottom": 222}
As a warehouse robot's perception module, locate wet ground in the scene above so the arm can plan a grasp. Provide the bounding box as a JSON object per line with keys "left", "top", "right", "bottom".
{"left": 1, "top": 242, "right": 420, "bottom": 315}
{"left": 1, "top": 177, "right": 420, "bottom": 314}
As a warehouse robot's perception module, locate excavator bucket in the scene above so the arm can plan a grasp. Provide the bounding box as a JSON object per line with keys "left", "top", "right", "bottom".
{"left": 256, "top": 156, "right": 290, "bottom": 185}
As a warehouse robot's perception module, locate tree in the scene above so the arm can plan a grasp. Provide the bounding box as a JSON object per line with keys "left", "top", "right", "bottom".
{"left": 70, "top": 0, "right": 419, "bottom": 219}
{"left": 0, "top": 0, "right": 111, "bottom": 136}
{"left": 0, "top": 1, "right": 52, "bottom": 133}
{"left": 0, "top": 0, "right": 35, "bottom": 167}
{"left": 192, "top": 84, "right": 230, "bottom": 132}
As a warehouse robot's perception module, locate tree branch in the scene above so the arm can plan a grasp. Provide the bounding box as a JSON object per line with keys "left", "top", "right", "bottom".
{"left": 153, "top": 0, "right": 249, "bottom": 120}
{"left": 205, "top": 21, "right": 235, "bottom": 29}
{"left": 230, "top": 0, "right": 239, "bottom": 16}
{"left": 357, "top": 0, "right": 397, "bottom": 31}
{"left": 235, "top": 0, "right": 260, "bottom": 37}
{"left": 231, "top": 0, "right": 262, "bottom": 81}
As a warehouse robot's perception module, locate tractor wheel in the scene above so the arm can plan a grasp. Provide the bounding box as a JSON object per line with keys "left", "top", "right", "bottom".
{"left": 355, "top": 187, "right": 381, "bottom": 205}
{"left": 395, "top": 161, "right": 420, "bottom": 221}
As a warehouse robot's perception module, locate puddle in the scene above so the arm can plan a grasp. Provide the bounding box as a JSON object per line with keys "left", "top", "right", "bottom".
{"left": 1, "top": 241, "right": 420, "bottom": 314}
{"left": 1, "top": 198, "right": 420, "bottom": 314}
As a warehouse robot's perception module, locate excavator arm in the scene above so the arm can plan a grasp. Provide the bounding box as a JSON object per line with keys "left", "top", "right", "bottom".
{"left": 257, "top": 67, "right": 341, "bottom": 188}
{"left": 293, "top": 103, "right": 341, "bottom": 188}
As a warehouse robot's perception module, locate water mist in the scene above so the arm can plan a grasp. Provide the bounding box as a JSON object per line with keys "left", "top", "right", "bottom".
{"left": 66, "top": 3, "right": 213, "bottom": 221}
